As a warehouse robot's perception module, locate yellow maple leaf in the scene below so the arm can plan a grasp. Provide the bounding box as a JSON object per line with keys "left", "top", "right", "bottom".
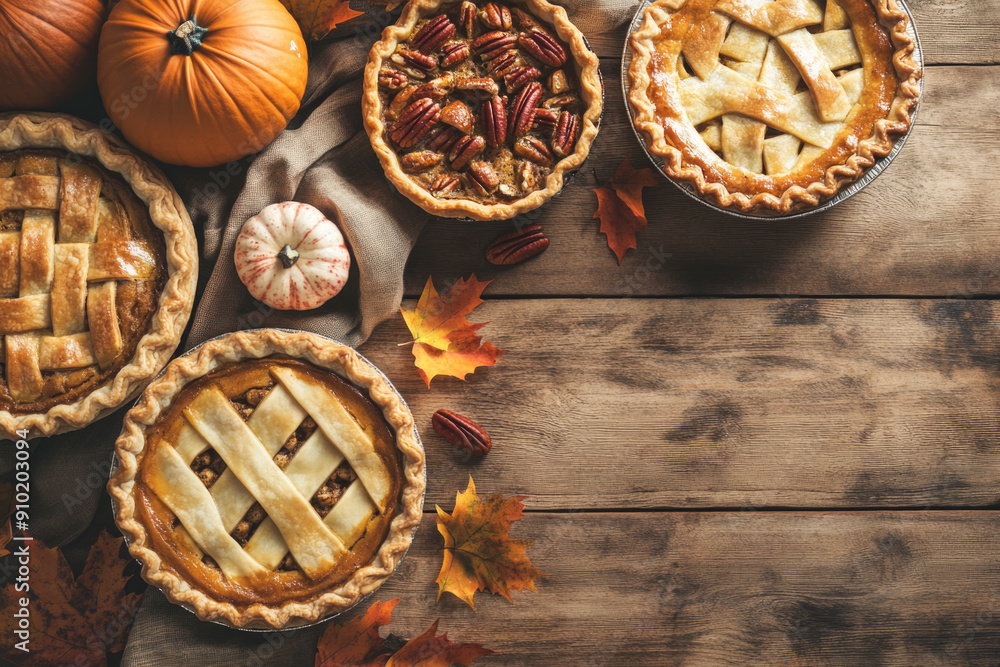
{"left": 279, "top": 0, "right": 364, "bottom": 41}
{"left": 435, "top": 477, "right": 544, "bottom": 609}
{"left": 401, "top": 276, "right": 504, "bottom": 387}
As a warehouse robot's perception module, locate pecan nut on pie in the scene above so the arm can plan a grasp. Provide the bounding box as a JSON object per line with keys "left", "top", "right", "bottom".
{"left": 363, "top": 0, "right": 603, "bottom": 221}
{"left": 109, "top": 330, "right": 426, "bottom": 629}
{"left": 628, "top": 0, "right": 922, "bottom": 214}
{"left": 0, "top": 113, "right": 197, "bottom": 438}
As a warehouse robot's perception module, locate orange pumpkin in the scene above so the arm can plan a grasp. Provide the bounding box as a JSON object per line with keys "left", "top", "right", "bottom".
{"left": 0, "top": 0, "right": 106, "bottom": 109}
{"left": 97, "top": 0, "right": 308, "bottom": 167}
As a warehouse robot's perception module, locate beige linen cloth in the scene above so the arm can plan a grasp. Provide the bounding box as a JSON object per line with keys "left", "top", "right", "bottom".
{"left": 0, "top": 2, "right": 634, "bottom": 665}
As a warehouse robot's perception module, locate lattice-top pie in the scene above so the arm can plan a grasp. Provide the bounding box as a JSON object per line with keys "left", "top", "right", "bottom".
{"left": 628, "top": 0, "right": 921, "bottom": 214}
{"left": 363, "top": 0, "right": 603, "bottom": 221}
{"left": 0, "top": 113, "right": 196, "bottom": 437}
{"left": 109, "top": 330, "right": 425, "bottom": 629}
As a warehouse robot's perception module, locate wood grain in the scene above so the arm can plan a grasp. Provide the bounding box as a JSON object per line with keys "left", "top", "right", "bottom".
{"left": 361, "top": 298, "right": 1000, "bottom": 509}
{"left": 404, "top": 64, "right": 1000, "bottom": 298}
{"left": 372, "top": 511, "right": 1000, "bottom": 665}
{"left": 576, "top": 0, "right": 1000, "bottom": 65}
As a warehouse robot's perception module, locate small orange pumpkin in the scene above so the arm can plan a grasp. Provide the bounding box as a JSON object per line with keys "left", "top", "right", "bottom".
{"left": 0, "top": 0, "right": 106, "bottom": 109}
{"left": 235, "top": 202, "right": 352, "bottom": 311}
{"left": 97, "top": 0, "right": 308, "bottom": 167}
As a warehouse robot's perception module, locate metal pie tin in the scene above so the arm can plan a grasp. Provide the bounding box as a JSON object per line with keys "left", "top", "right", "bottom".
{"left": 108, "top": 329, "right": 426, "bottom": 632}
{"left": 621, "top": 0, "right": 924, "bottom": 220}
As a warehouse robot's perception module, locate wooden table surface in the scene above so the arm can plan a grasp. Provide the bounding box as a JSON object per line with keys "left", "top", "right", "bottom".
{"left": 352, "top": 1, "right": 1000, "bottom": 663}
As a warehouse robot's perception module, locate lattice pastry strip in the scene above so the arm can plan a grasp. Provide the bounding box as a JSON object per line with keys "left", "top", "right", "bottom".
{"left": 149, "top": 366, "right": 390, "bottom": 581}
{"left": 0, "top": 154, "right": 159, "bottom": 402}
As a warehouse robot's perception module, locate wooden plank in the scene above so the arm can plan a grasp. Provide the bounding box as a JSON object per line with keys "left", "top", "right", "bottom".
{"left": 405, "top": 64, "right": 1000, "bottom": 298}
{"left": 360, "top": 298, "right": 1000, "bottom": 509}
{"left": 374, "top": 511, "right": 1000, "bottom": 665}
{"left": 572, "top": 0, "right": 1000, "bottom": 65}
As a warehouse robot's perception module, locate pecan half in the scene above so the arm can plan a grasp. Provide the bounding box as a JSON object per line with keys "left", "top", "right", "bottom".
{"left": 552, "top": 111, "right": 579, "bottom": 157}
{"left": 440, "top": 100, "right": 474, "bottom": 134}
{"left": 460, "top": 1, "right": 478, "bottom": 38}
{"left": 514, "top": 136, "right": 553, "bottom": 166}
{"left": 486, "top": 224, "right": 550, "bottom": 265}
{"left": 379, "top": 69, "right": 408, "bottom": 90}
{"left": 548, "top": 69, "right": 571, "bottom": 94}
{"left": 511, "top": 7, "right": 542, "bottom": 31}
{"left": 440, "top": 41, "right": 471, "bottom": 68}
{"left": 401, "top": 150, "right": 442, "bottom": 173}
{"left": 472, "top": 31, "right": 518, "bottom": 61}
{"left": 480, "top": 2, "right": 512, "bottom": 30}
{"left": 481, "top": 95, "right": 508, "bottom": 147}
{"left": 519, "top": 160, "right": 546, "bottom": 190}
{"left": 532, "top": 107, "right": 559, "bottom": 134}
{"left": 486, "top": 50, "right": 520, "bottom": 79}
{"left": 432, "top": 409, "right": 491, "bottom": 456}
{"left": 430, "top": 174, "right": 461, "bottom": 195}
{"left": 427, "top": 126, "right": 463, "bottom": 153}
{"left": 543, "top": 93, "right": 579, "bottom": 111}
{"left": 391, "top": 98, "right": 441, "bottom": 148}
{"left": 387, "top": 85, "right": 418, "bottom": 120}
{"left": 455, "top": 76, "right": 500, "bottom": 98}
{"left": 449, "top": 135, "right": 486, "bottom": 170}
{"left": 468, "top": 160, "right": 501, "bottom": 195}
{"left": 519, "top": 28, "right": 568, "bottom": 67}
{"left": 392, "top": 49, "right": 438, "bottom": 72}
{"left": 411, "top": 15, "right": 456, "bottom": 54}
{"left": 509, "top": 81, "right": 543, "bottom": 137}
{"left": 412, "top": 74, "right": 455, "bottom": 101}
{"left": 504, "top": 65, "right": 542, "bottom": 92}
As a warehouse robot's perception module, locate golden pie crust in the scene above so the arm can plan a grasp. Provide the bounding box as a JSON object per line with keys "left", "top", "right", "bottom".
{"left": 109, "top": 329, "right": 426, "bottom": 629}
{"left": 628, "top": 0, "right": 922, "bottom": 214}
{"left": 0, "top": 113, "right": 197, "bottom": 437}
{"left": 363, "top": 0, "right": 604, "bottom": 221}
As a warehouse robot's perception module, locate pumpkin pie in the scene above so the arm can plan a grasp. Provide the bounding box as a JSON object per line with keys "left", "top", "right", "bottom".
{"left": 109, "top": 329, "right": 426, "bottom": 629}
{"left": 0, "top": 112, "right": 197, "bottom": 437}
{"left": 363, "top": 0, "right": 604, "bottom": 221}
{"left": 628, "top": 0, "right": 922, "bottom": 214}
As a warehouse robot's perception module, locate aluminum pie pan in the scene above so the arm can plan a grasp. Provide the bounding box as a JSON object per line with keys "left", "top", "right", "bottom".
{"left": 621, "top": 0, "right": 924, "bottom": 221}
{"left": 108, "top": 328, "right": 426, "bottom": 633}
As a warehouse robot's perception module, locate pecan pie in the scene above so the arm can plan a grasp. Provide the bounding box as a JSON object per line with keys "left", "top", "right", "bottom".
{"left": 0, "top": 113, "right": 196, "bottom": 437}
{"left": 628, "top": 0, "right": 921, "bottom": 214}
{"left": 363, "top": 0, "right": 603, "bottom": 220}
{"left": 109, "top": 330, "right": 425, "bottom": 629}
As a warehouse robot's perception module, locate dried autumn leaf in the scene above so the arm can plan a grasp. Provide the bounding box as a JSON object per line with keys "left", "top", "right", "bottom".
{"left": 401, "top": 276, "right": 504, "bottom": 387}
{"left": 0, "top": 481, "right": 13, "bottom": 558}
{"left": 279, "top": 0, "right": 365, "bottom": 41}
{"left": 0, "top": 531, "right": 142, "bottom": 666}
{"left": 315, "top": 598, "right": 494, "bottom": 667}
{"left": 436, "top": 476, "right": 543, "bottom": 609}
{"left": 593, "top": 158, "right": 660, "bottom": 263}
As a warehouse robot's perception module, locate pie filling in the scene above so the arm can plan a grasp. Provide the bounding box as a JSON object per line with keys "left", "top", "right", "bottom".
{"left": 640, "top": 0, "right": 901, "bottom": 197}
{"left": 134, "top": 358, "right": 404, "bottom": 607}
{"left": 378, "top": 1, "right": 587, "bottom": 205}
{"left": 0, "top": 149, "right": 166, "bottom": 413}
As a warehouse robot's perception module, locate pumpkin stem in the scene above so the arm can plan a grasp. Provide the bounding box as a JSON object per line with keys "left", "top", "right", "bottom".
{"left": 168, "top": 16, "right": 208, "bottom": 56}
{"left": 278, "top": 244, "right": 300, "bottom": 269}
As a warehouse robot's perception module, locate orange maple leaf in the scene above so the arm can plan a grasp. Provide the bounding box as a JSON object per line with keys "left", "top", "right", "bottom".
{"left": 315, "top": 598, "right": 493, "bottom": 667}
{"left": 401, "top": 276, "right": 504, "bottom": 387}
{"left": 279, "top": 0, "right": 365, "bottom": 41}
{"left": 593, "top": 158, "right": 660, "bottom": 263}
{"left": 435, "top": 476, "right": 544, "bottom": 609}
{"left": 0, "top": 531, "right": 142, "bottom": 666}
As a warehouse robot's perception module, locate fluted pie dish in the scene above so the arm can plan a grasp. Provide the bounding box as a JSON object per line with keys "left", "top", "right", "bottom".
{"left": 0, "top": 113, "right": 197, "bottom": 438}
{"left": 109, "top": 329, "right": 425, "bottom": 629}
{"left": 363, "top": 0, "right": 603, "bottom": 220}
{"left": 628, "top": 0, "right": 922, "bottom": 215}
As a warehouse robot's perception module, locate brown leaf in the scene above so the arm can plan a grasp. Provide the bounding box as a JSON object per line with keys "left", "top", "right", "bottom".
{"left": 401, "top": 276, "right": 505, "bottom": 386}
{"left": 280, "top": 0, "right": 365, "bottom": 41}
{"left": 0, "top": 531, "right": 142, "bottom": 666}
{"left": 593, "top": 158, "right": 660, "bottom": 263}
{"left": 435, "top": 476, "right": 544, "bottom": 609}
{"left": 315, "top": 599, "right": 493, "bottom": 667}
